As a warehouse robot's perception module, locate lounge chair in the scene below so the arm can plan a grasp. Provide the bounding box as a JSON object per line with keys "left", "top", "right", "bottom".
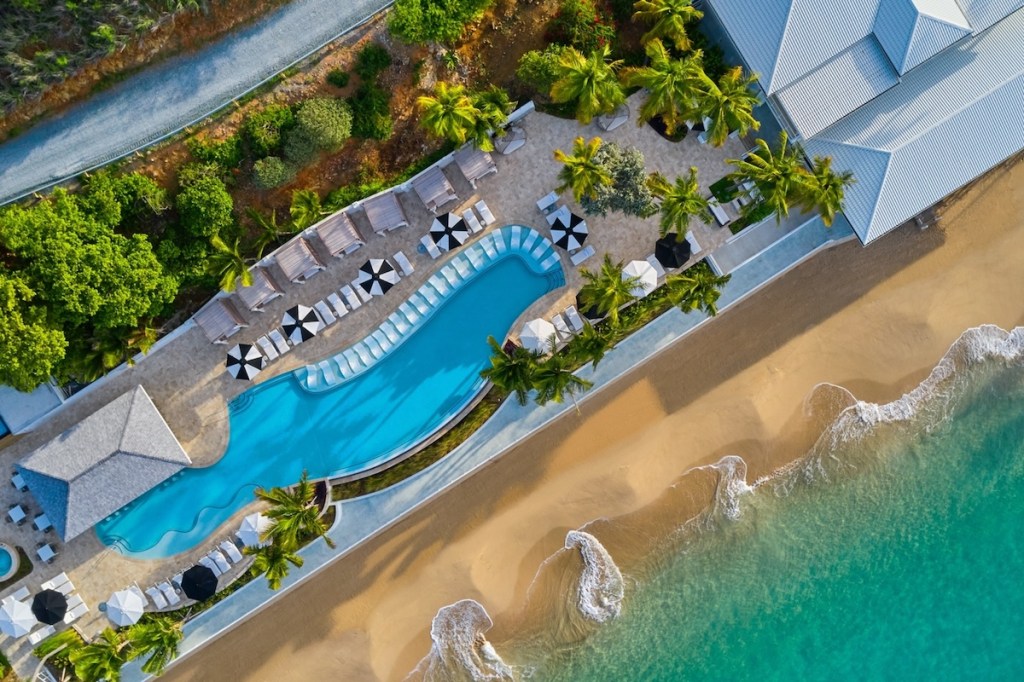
{"left": 687, "top": 232, "right": 702, "bottom": 255}
{"left": 537, "top": 191, "right": 559, "bottom": 214}
{"left": 546, "top": 205, "right": 569, "bottom": 226}
{"left": 352, "top": 280, "right": 373, "bottom": 303}
{"left": 8, "top": 586, "right": 29, "bottom": 602}
{"left": 145, "top": 586, "right": 168, "bottom": 609}
{"left": 40, "top": 572, "right": 69, "bottom": 591}
{"left": 420, "top": 234, "right": 442, "bottom": 259}
{"left": 645, "top": 254, "right": 666, "bottom": 280}
{"left": 463, "top": 209, "right": 483, "bottom": 234}
{"left": 63, "top": 602, "right": 89, "bottom": 624}
{"left": 55, "top": 581, "right": 75, "bottom": 596}
{"left": 565, "top": 305, "right": 586, "bottom": 333}
{"left": 340, "top": 285, "right": 362, "bottom": 310}
{"left": 198, "top": 556, "right": 222, "bottom": 577}
{"left": 314, "top": 300, "right": 337, "bottom": 326}
{"left": 319, "top": 360, "right": 341, "bottom": 384}
{"left": 209, "top": 550, "right": 231, "bottom": 574}
{"left": 394, "top": 250, "right": 415, "bottom": 276}
{"left": 28, "top": 625, "right": 55, "bottom": 645}
{"left": 65, "top": 594, "right": 84, "bottom": 611}
{"left": 269, "top": 329, "right": 292, "bottom": 355}
{"left": 327, "top": 293, "right": 349, "bottom": 318}
{"left": 570, "top": 245, "right": 595, "bottom": 266}
{"left": 553, "top": 314, "right": 572, "bottom": 339}
{"left": 171, "top": 574, "right": 184, "bottom": 591}
{"left": 708, "top": 199, "right": 730, "bottom": 226}
{"left": 474, "top": 199, "right": 496, "bottom": 226}
{"left": 220, "top": 540, "right": 244, "bottom": 563}
{"left": 256, "top": 335, "right": 279, "bottom": 361}
{"left": 158, "top": 582, "right": 180, "bottom": 606}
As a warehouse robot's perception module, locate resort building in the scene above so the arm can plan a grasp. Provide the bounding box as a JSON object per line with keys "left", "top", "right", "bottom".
{"left": 704, "top": 0, "right": 1024, "bottom": 242}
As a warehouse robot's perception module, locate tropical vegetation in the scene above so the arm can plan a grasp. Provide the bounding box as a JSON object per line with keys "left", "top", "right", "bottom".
{"left": 416, "top": 83, "right": 513, "bottom": 151}
{"left": 550, "top": 46, "right": 625, "bottom": 124}
{"left": 389, "top": 0, "right": 495, "bottom": 44}
{"left": 647, "top": 167, "right": 711, "bottom": 239}
{"left": 632, "top": 0, "right": 703, "bottom": 51}
{"left": 553, "top": 136, "right": 614, "bottom": 203}
{"left": 697, "top": 66, "right": 761, "bottom": 146}
{"left": 578, "top": 254, "right": 640, "bottom": 328}
{"left": 620, "top": 39, "right": 703, "bottom": 136}
{"left": 578, "top": 140, "right": 657, "bottom": 218}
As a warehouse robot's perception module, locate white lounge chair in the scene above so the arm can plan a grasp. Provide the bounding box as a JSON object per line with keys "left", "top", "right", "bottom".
{"left": 570, "top": 245, "right": 595, "bottom": 266}
{"left": 709, "top": 199, "right": 730, "bottom": 226}
{"left": 145, "top": 586, "right": 168, "bottom": 609}
{"left": 327, "top": 292, "right": 349, "bottom": 318}
{"left": 537, "top": 191, "right": 559, "bottom": 214}
{"left": 553, "top": 314, "right": 572, "bottom": 339}
{"left": 256, "top": 335, "right": 279, "bottom": 361}
{"left": 40, "top": 572, "right": 69, "bottom": 591}
{"left": 269, "top": 329, "right": 291, "bottom": 355}
{"left": 420, "top": 234, "right": 442, "bottom": 259}
{"left": 8, "top": 586, "right": 29, "bottom": 602}
{"left": 394, "top": 250, "right": 415, "bottom": 276}
{"left": 462, "top": 209, "right": 483, "bottom": 234}
{"left": 198, "top": 556, "right": 222, "bottom": 577}
{"left": 28, "top": 625, "right": 55, "bottom": 645}
{"left": 352, "top": 280, "right": 373, "bottom": 303}
{"left": 687, "top": 232, "right": 702, "bottom": 255}
{"left": 65, "top": 594, "right": 83, "bottom": 611}
{"left": 63, "top": 602, "right": 89, "bottom": 624}
{"left": 645, "top": 254, "right": 666, "bottom": 279}
{"left": 209, "top": 550, "right": 231, "bottom": 574}
{"left": 474, "top": 199, "right": 496, "bottom": 225}
{"left": 55, "top": 581, "right": 75, "bottom": 596}
{"left": 158, "top": 582, "right": 180, "bottom": 606}
{"left": 314, "top": 300, "right": 337, "bottom": 326}
{"left": 219, "top": 540, "right": 244, "bottom": 563}
{"left": 340, "top": 285, "right": 362, "bottom": 310}
{"left": 565, "top": 305, "right": 586, "bottom": 333}
{"left": 546, "top": 205, "right": 569, "bottom": 226}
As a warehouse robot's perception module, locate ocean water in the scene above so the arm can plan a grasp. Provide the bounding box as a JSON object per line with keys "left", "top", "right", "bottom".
{"left": 414, "top": 326, "right": 1024, "bottom": 682}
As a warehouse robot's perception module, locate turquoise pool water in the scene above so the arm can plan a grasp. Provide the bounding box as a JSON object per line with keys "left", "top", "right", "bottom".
{"left": 97, "top": 243, "right": 562, "bottom": 558}
{"left": 0, "top": 547, "right": 12, "bottom": 576}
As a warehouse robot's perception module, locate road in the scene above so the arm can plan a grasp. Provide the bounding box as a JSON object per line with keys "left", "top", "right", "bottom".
{"left": 0, "top": 0, "right": 392, "bottom": 206}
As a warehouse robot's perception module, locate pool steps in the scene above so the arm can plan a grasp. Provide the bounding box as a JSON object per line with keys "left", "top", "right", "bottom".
{"left": 299, "top": 225, "right": 565, "bottom": 392}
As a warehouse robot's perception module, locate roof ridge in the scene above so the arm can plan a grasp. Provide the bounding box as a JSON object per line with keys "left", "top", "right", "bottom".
{"left": 766, "top": 0, "right": 799, "bottom": 93}
{"left": 116, "top": 385, "right": 147, "bottom": 454}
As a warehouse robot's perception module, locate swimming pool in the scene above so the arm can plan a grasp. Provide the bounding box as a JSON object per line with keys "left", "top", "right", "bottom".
{"left": 96, "top": 227, "right": 564, "bottom": 559}
{"left": 0, "top": 544, "right": 17, "bottom": 581}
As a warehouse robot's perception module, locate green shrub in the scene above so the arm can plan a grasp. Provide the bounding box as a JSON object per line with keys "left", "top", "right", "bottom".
{"left": 349, "top": 83, "right": 394, "bottom": 140}
{"left": 32, "top": 628, "right": 84, "bottom": 675}
{"left": 252, "top": 156, "right": 295, "bottom": 189}
{"left": 243, "top": 103, "right": 295, "bottom": 158}
{"left": 516, "top": 44, "right": 570, "bottom": 95}
{"left": 283, "top": 128, "right": 319, "bottom": 165}
{"left": 354, "top": 43, "right": 392, "bottom": 81}
{"left": 294, "top": 97, "right": 352, "bottom": 151}
{"left": 546, "top": 0, "right": 617, "bottom": 54}
{"left": 185, "top": 135, "right": 242, "bottom": 172}
{"left": 389, "top": 0, "right": 494, "bottom": 45}
{"left": 326, "top": 68, "right": 350, "bottom": 88}
{"left": 175, "top": 163, "right": 234, "bottom": 238}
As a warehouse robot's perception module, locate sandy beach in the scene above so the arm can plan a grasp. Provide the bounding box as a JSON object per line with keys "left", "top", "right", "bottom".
{"left": 162, "top": 155, "right": 1024, "bottom": 682}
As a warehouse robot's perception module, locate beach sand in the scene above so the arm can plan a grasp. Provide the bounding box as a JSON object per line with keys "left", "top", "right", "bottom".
{"left": 163, "top": 156, "right": 1024, "bottom": 682}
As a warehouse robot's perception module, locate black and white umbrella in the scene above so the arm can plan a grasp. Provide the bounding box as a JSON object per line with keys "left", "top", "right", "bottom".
{"left": 32, "top": 590, "right": 67, "bottom": 625}
{"left": 181, "top": 565, "right": 218, "bottom": 602}
{"left": 355, "top": 259, "right": 400, "bottom": 296}
{"left": 429, "top": 213, "right": 470, "bottom": 252}
{"left": 551, "top": 211, "right": 588, "bottom": 251}
{"left": 225, "top": 343, "right": 265, "bottom": 381}
{"left": 281, "top": 305, "right": 321, "bottom": 345}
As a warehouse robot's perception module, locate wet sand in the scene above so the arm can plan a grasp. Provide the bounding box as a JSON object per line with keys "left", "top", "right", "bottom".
{"left": 163, "top": 157, "right": 1024, "bottom": 682}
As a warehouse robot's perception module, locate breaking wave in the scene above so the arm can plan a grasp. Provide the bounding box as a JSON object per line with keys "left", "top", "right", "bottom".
{"left": 563, "top": 531, "right": 625, "bottom": 623}
{"left": 408, "top": 600, "right": 514, "bottom": 682}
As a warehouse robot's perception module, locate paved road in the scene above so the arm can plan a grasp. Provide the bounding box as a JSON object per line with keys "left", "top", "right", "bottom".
{"left": 0, "top": 0, "right": 392, "bottom": 206}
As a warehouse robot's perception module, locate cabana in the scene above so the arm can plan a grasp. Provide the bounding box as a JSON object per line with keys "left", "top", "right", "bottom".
{"left": 193, "top": 298, "right": 247, "bottom": 344}
{"left": 274, "top": 237, "right": 325, "bottom": 284}
{"left": 362, "top": 192, "right": 409, "bottom": 234}
{"left": 411, "top": 166, "right": 458, "bottom": 214}
{"left": 453, "top": 145, "right": 497, "bottom": 188}
{"left": 312, "top": 211, "right": 364, "bottom": 258}
{"left": 236, "top": 267, "right": 284, "bottom": 312}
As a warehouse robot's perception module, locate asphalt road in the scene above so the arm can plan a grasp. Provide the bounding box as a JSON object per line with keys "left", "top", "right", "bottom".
{"left": 0, "top": 0, "right": 392, "bottom": 206}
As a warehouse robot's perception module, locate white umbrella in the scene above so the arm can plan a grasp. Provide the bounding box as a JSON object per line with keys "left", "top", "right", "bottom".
{"left": 0, "top": 599, "right": 35, "bottom": 638}
{"left": 281, "top": 305, "right": 321, "bottom": 345}
{"left": 237, "top": 512, "right": 272, "bottom": 547}
{"left": 520, "top": 318, "right": 557, "bottom": 354}
{"left": 622, "top": 260, "right": 657, "bottom": 298}
{"left": 355, "top": 259, "right": 401, "bottom": 296}
{"left": 105, "top": 589, "right": 145, "bottom": 627}
{"left": 225, "top": 343, "right": 265, "bottom": 381}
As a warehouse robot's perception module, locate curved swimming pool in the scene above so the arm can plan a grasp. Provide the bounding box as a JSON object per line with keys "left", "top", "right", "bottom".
{"left": 96, "top": 227, "right": 564, "bottom": 559}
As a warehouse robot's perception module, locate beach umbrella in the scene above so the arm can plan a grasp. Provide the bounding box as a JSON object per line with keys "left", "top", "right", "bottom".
{"left": 429, "top": 213, "right": 470, "bottom": 252}
{"left": 520, "top": 318, "right": 557, "bottom": 354}
{"left": 281, "top": 305, "right": 321, "bottom": 345}
{"left": 181, "top": 565, "right": 218, "bottom": 602}
{"left": 355, "top": 258, "right": 400, "bottom": 296}
{"left": 31, "top": 590, "right": 67, "bottom": 625}
{"left": 225, "top": 343, "right": 265, "bottom": 381}
{"left": 654, "top": 235, "right": 692, "bottom": 269}
{"left": 550, "top": 211, "right": 589, "bottom": 251}
{"left": 0, "top": 599, "right": 35, "bottom": 637}
{"left": 237, "top": 512, "right": 272, "bottom": 548}
{"left": 622, "top": 260, "right": 658, "bottom": 298}
{"left": 105, "top": 589, "right": 145, "bottom": 627}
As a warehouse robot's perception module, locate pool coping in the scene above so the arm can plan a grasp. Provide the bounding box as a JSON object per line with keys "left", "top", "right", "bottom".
{"left": 0, "top": 543, "right": 20, "bottom": 582}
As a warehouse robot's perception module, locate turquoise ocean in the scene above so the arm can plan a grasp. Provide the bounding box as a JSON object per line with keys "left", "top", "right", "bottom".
{"left": 412, "top": 326, "right": 1024, "bottom": 681}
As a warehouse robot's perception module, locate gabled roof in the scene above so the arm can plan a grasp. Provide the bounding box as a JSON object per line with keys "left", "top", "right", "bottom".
{"left": 874, "top": 0, "right": 970, "bottom": 74}
{"left": 17, "top": 386, "right": 190, "bottom": 540}
{"left": 956, "top": 0, "right": 1024, "bottom": 32}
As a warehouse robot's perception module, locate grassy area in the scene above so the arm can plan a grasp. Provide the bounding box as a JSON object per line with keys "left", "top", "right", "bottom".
{"left": 0, "top": 547, "right": 33, "bottom": 591}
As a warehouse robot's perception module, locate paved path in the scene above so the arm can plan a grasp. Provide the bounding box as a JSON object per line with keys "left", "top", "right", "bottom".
{"left": 0, "top": 0, "right": 392, "bottom": 206}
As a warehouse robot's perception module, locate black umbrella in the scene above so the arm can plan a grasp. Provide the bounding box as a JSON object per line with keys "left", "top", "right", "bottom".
{"left": 355, "top": 258, "right": 400, "bottom": 296}
{"left": 32, "top": 589, "right": 67, "bottom": 625}
{"left": 429, "top": 213, "right": 469, "bottom": 252}
{"left": 575, "top": 293, "right": 602, "bottom": 320}
{"left": 225, "top": 343, "right": 265, "bottom": 381}
{"left": 281, "top": 305, "right": 321, "bottom": 345}
{"left": 181, "top": 565, "right": 218, "bottom": 601}
{"left": 655, "top": 234, "right": 692, "bottom": 269}
{"left": 551, "top": 211, "right": 588, "bottom": 251}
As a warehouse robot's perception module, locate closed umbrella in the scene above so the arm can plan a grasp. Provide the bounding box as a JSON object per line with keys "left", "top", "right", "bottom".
{"left": 105, "top": 589, "right": 145, "bottom": 627}
{"left": 281, "top": 305, "right": 321, "bottom": 345}
{"left": 225, "top": 343, "right": 265, "bottom": 381}
{"left": 520, "top": 318, "right": 557, "bottom": 354}
{"left": 237, "top": 512, "right": 272, "bottom": 548}
{"left": 181, "top": 565, "right": 218, "bottom": 602}
{"left": 32, "top": 589, "right": 67, "bottom": 625}
{"left": 0, "top": 599, "right": 35, "bottom": 637}
{"left": 550, "top": 211, "right": 588, "bottom": 251}
{"left": 622, "top": 260, "right": 658, "bottom": 298}
{"left": 429, "top": 213, "right": 469, "bottom": 252}
{"left": 355, "top": 259, "right": 400, "bottom": 296}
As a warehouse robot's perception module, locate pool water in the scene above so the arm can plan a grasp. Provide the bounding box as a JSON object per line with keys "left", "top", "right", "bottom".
{"left": 97, "top": 244, "right": 562, "bottom": 558}
{"left": 0, "top": 547, "right": 12, "bottom": 576}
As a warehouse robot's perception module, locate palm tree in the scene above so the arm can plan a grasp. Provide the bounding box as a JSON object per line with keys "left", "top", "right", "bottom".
{"left": 632, "top": 0, "right": 703, "bottom": 51}
{"left": 416, "top": 82, "right": 479, "bottom": 146}
{"left": 207, "top": 235, "right": 252, "bottom": 292}
{"left": 620, "top": 39, "right": 703, "bottom": 136}
{"left": 70, "top": 628, "right": 130, "bottom": 682}
{"left": 247, "top": 208, "right": 296, "bottom": 258}
{"left": 125, "top": 321, "right": 159, "bottom": 357}
{"left": 68, "top": 329, "right": 133, "bottom": 382}
{"left": 553, "top": 136, "right": 613, "bottom": 202}
{"left": 578, "top": 254, "right": 639, "bottom": 327}
{"left": 469, "top": 85, "right": 514, "bottom": 152}
{"left": 665, "top": 265, "right": 730, "bottom": 316}
{"left": 245, "top": 541, "right": 304, "bottom": 590}
{"left": 289, "top": 189, "right": 324, "bottom": 230}
{"left": 550, "top": 46, "right": 625, "bottom": 124}
{"left": 647, "top": 168, "right": 711, "bottom": 240}
{"left": 127, "top": 617, "right": 183, "bottom": 676}
{"left": 480, "top": 336, "right": 539, "bottom": 406}
{"left": 533, "top": 353, "right": 594, "bottom": 413}
{"left": 727, "top": 132, "right": 805, "bottom": 222}
{"left": 255, "top": 471, "right": 335, "bottom": 550}
{"left": 697, "top": 66, "right": 761, "bottom": 147}
{"left": 567, "top": 324, "right": 613, "bottom": 369}
{"left": 798, "top": 155, "right": 854, "bottom": 227}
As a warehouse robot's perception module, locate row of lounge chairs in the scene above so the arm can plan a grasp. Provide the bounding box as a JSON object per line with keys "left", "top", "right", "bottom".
{"left": 419, "top": 200, "right": 497, "bottom": 260}
{"left": 143, "top": 540, "right": 246, "bottom": 610}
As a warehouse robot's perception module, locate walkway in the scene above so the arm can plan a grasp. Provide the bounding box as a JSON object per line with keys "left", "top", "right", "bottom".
{"left": 0, "top": 0, "right": 392, "bottom": 206}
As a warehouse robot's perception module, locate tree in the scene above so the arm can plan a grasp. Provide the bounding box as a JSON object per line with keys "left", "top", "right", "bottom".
{"left": 533, "top": 352, "right": 593, "bottom": 412}
{"left": 83, "top": 171, "right": 168, "bottom": 234}
{"left": 354, "top": 43, "right": 392, "bottom": 81}
{"left": 255, "top": 471, "right": 335, "bottom": 550}
{"left": 553, "top": 136, "right": 613, "bottom": 203}
{"left": 647, "top": 167, "right": 711, "bottom": 239}
{"left": 247, "top": 208, "right": 297, "bottom": 258}
{"left": 294, "top": 97, "right": 352, "bottom": 151}
{"left": 349, "top": 83, "right": 394, "bottom": 141}
{"left": 697, "top": 66, "right": 761, "bottom": 147}
{"left": 620, "top": 39, "right": 703, "bottom": 136}
{"left": 469, "top": 85, "right": 514, "bottom": 152}
{"left": 566, "top": 323, "right": 612, "bottom": 369}
{"left": 417, "top": 82, "right": 479, "bottom": 146}
{"left": 69, "top": 628, "right": 130, "bottom": 682}
{"left": 127, "top": 617, "right": 183, "bottom": 676}
{"left": 480, "top": 336, "right": 539, "bottom": 406}
{"left": 579, "top": 141, "right": 657, "bottom": 218}
{"left": 728, "top": 132, "right": 805, "bottom": 222}
{"left": 0, "top": 271, "right": 66, "bottom": 392}
{"left": 516, "top": 45, "right": 571, "bottom": 95}
{"left": 578, "top": 254, "right": 638, "bottom": 327}
{"left": 207, "top": 235, "right": 252, "bottom": 292}
{"left": 243, "top": 103, "right": 295, "bottom": 158}
{"left": 245, "top": 541, "right": 304, "bottom": 590}
{"left": 799, "top": 156, "right": 854, "bottom": 227}
{"left": 388, "top": 0, "right": 493, "bottom": 44}
{"left": 550, "top": 46, "right": 625, "bottom": 124}
{"left": 252, "top": 156, "right": 295, "bottom": 189}
{"left": 632, "top": 0, "right": 702, "bottom": 51}
{"left": 289, "top": 189, "right": 324, "bottom": 230}
{"left": 175, "top": 163, "right": 234, "bottom": 238}
{"left": 665, "top": 263, "right": 730, "bottom": 316}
